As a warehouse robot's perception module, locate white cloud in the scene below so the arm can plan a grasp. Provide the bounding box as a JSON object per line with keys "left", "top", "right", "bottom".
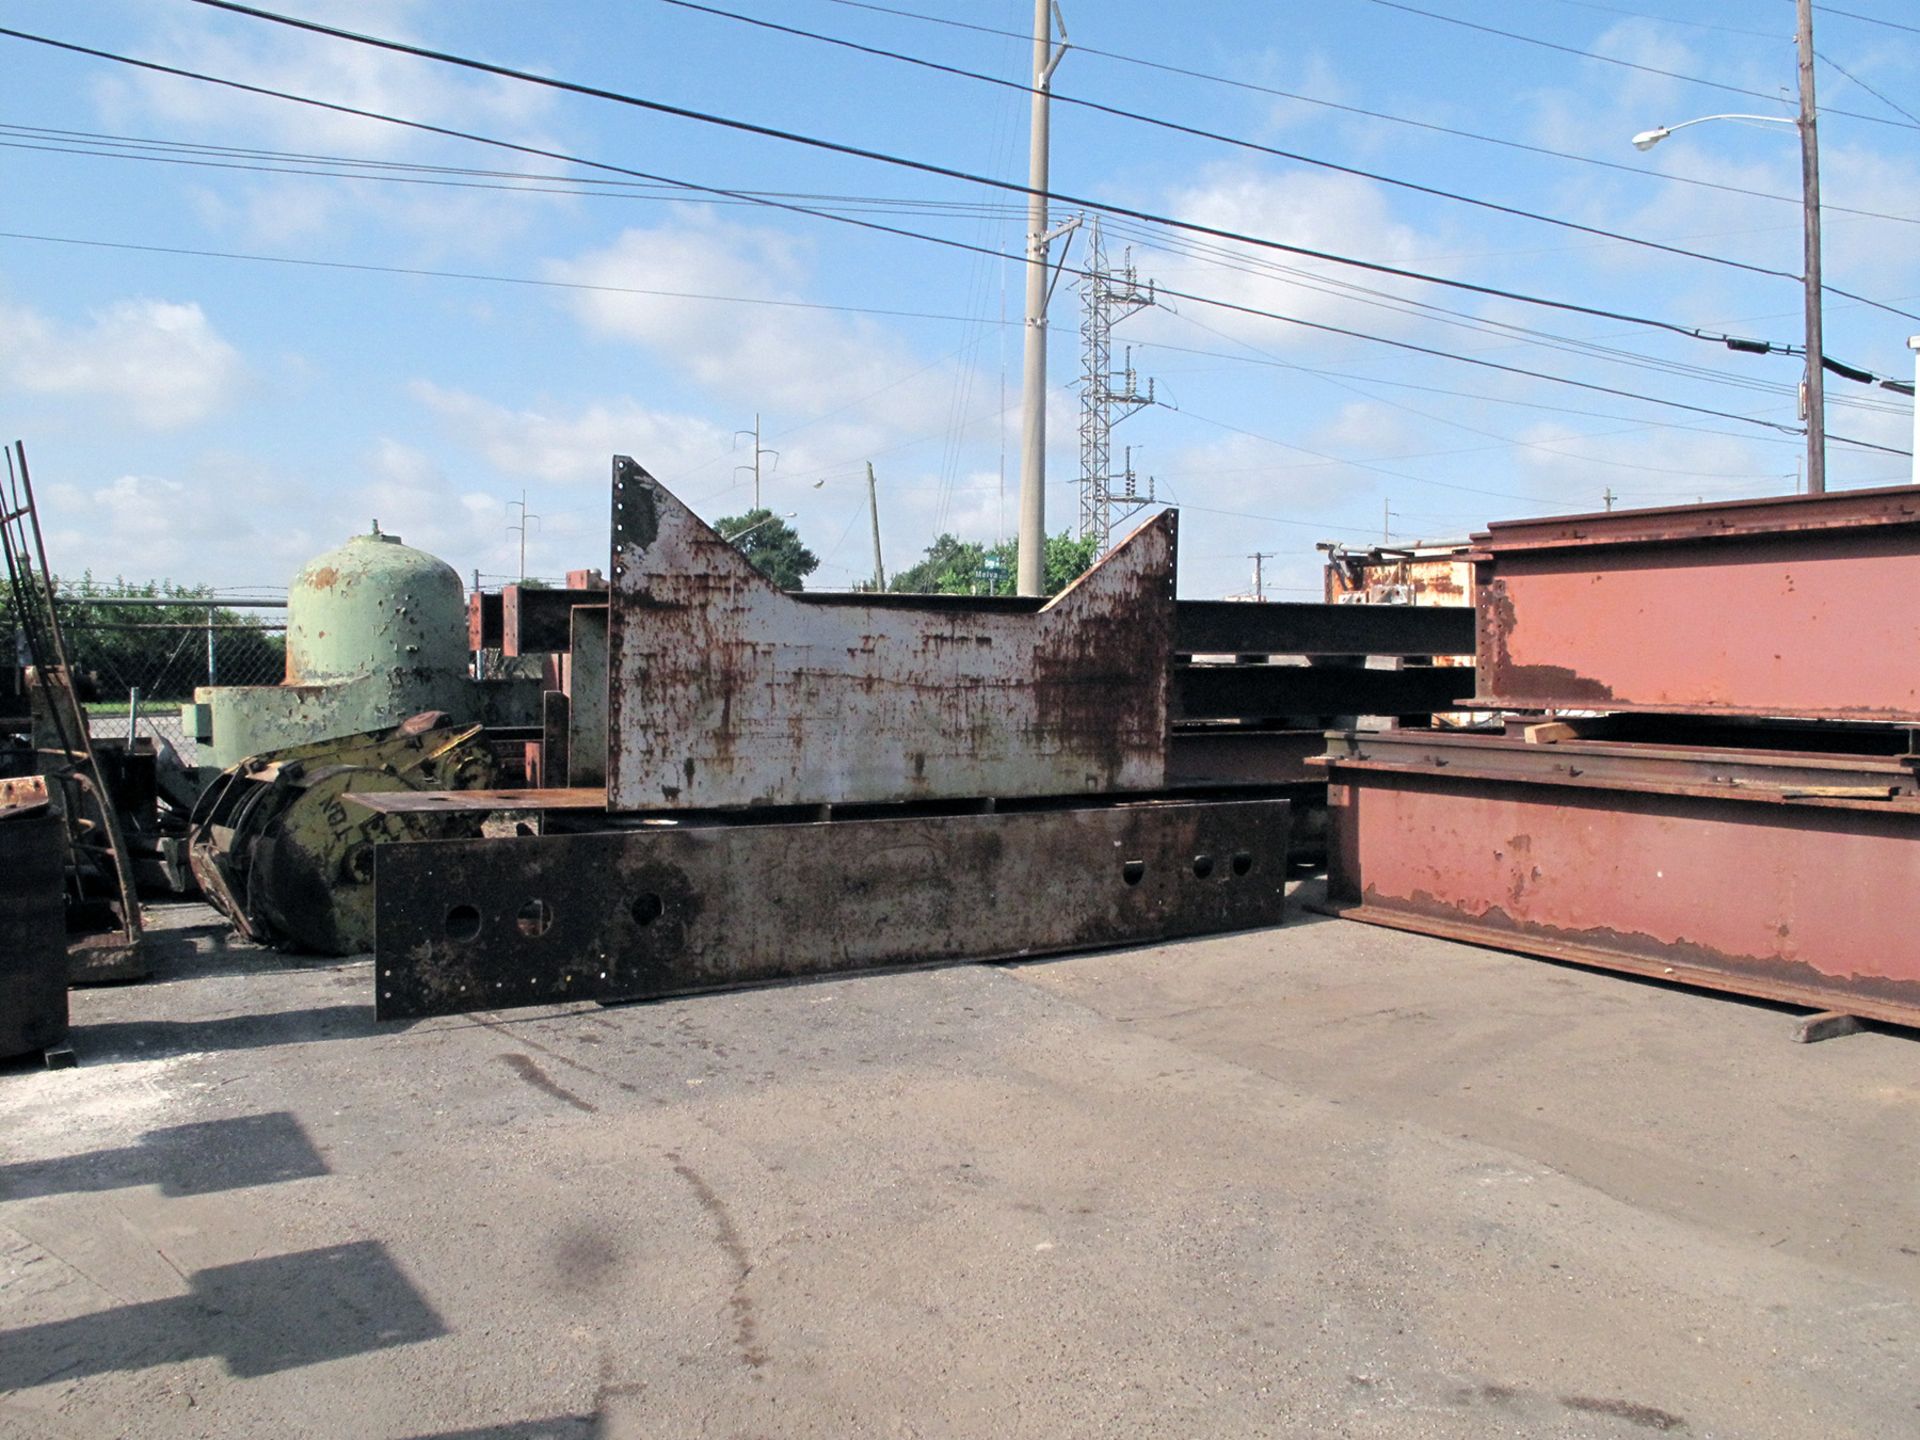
{"left": 1, "top": 298, "right": 243, "bottom": 429}
{"left": 1134, "top": 164, "right": 1445, "bottom": 353}
{"left": 410, "top": 382, "right": 732, "bottom": 488}
{"left": 544, "top": 212, "right": 962, "bottom": 427}
{"left": 93, "top": 0, "right": 551, "bottom": 156}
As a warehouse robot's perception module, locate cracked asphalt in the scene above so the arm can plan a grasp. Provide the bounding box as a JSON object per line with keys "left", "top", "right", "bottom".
{"left": 2, "top": 888, "right": 1916, "bottom": 1439}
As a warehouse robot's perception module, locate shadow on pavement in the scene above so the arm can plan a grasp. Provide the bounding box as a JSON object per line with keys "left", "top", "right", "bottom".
{"left": 0, "top": 1240, "right": 446, "bottom": 1388}
{"left": 72, "top": 1003, "right": 394, "bottom": 1061}
{"left": 401, "top": 1420, "right": 601, "bottom": 1439}
{"left": 0, "top": 1111, "right": 327, "bottom": 1202}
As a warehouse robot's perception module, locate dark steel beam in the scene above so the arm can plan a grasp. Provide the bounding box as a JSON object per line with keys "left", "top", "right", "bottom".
{"left": 374, "top": 797, "right": 1291, "bottom": 1019}
{"left": 1174, "top": 664, "right": 1473, "bottom": 720}
{"left": 1174, "top": 601, "right": 1473, "bottom": 657}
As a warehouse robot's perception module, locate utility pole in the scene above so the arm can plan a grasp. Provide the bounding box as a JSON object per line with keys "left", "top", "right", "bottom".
{"left": 1603, "top": 487, "right": 1617, "bottom": 511}
{"left": 866, "top": 462, "right": 887, "bottom": 593}
{"left": 1249, "top": 552, "right": 1273, "bottom": 603}
{"left": 1796, "top": 0, "right": 1826, "bottom": 495}
{"left": 1909, "top": 336, "right": 1920, "bottom": 489}
{"left": 1017, "top": 0, "right": 1069, "bottom": 596}
{"left": 507, "top": 490, "right": 540, "bottom": 582}
{"left": 1382, "top": 500, "right": 1393, "bottom": 545}
{"left": 735, "top": 413, "right": 778, "bottom": 509}
{"left": 1078, "top": 216, "right": 1157, "bottom": 551}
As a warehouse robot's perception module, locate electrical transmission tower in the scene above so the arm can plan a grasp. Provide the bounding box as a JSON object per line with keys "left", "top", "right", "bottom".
{"left": 1077, "top": 217, "right": 1157, "bottom": 550}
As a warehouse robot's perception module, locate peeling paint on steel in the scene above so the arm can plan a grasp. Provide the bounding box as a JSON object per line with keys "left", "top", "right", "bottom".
{"left": 603, "top": 457, "right": 1173, "bottom": 810}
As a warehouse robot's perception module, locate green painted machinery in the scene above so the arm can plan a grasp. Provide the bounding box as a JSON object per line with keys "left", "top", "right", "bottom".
{"left": 188, "top": 712, "right": 499, "bottom": 955}
{"left": 183, "top": 524, "right": 539, "bottom": 774}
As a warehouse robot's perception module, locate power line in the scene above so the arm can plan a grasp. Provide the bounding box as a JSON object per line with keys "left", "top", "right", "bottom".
{"left": 1817, "top": 51, "right": 1920, "bottom": 128}
{"left": 164, "top": 1, "right": 1920, "bottom": 328}
{"left": 1359, "top": 0, "right": 1920, "bottom": 133}
{"left": 0, "top": 21, "right": 1856, "bottom": 437}
{"left": 809, "top": 0, "right": 1920, "bottom": 227}
{"left": 1818, "top": 5, "right": 1920, "bottom": 37}
{"left": 661, "top": 0, "right": 1820, "bottom": 284}
{"left": 0, "top": 227, "right": 1026, "bottom": 324}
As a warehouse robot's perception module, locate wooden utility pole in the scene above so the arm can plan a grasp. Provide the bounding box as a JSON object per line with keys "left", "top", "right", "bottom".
{"left": 1796, "top": 0, "right": 1826, "bottom": 494}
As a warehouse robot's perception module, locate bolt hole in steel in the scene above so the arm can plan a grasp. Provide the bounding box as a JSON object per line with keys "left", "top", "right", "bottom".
{"left": 1121, "top": 859, "right": 1146, "bottom": 887}
{"left": 1231, "top": 851, "right": 1253, "bottom": 877}
{"left": 444, "top": 903, "right": 482, "bottom": 942}
{"left": 631, "top": 892, "right": 664, "bottom": 926}
{"left": 516, "top": 898, "right": 554, "bottom": 938}
{"left": 1192, "top": 854, "right": 1215, "bottom": 879}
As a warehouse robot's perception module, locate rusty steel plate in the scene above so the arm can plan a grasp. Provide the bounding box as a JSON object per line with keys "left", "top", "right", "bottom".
{"left": 1318, "top": 729, "right": 1920, "bottom": 1028}
{"left": 603, "top": 458, "right": 1173, "bottom": 810}
{"left": 1472, "top": 484, "right": 1920, "bottom": 721}
{"left": 373, "top": 797, "right": 1291, "bottom": 1019}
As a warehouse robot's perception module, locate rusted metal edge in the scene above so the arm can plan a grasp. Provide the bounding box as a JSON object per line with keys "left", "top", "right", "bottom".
{"left": 1317, "top": 899, "right": 1920, "bottom": 1032}
{"left": 1472, "top": 695, "right": 1920, "bottom": 727}
{"left": 1314, "top": 730, "right": 1920, "bottom": 813}
{"left": 374, "top": 797, "right": 1291, "bottom": 1020}
{"left": 1475, "top": 482, "right": 1920, "bottom": 554}
{"left": 346, "top": 787, "right": 607, "bottom": 815}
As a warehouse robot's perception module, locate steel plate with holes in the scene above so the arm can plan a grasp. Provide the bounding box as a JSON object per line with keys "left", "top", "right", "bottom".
{"left": 373, "top": 798, "right": 1291, "bottom": 1019}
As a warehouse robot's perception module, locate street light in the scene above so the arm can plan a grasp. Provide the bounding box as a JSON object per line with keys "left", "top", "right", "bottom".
{"left": 1630, "top": 0, "right": 1826, "bottom": 494}
{"left": 1630, "top": 114, "right": 1794, "bottom": 152}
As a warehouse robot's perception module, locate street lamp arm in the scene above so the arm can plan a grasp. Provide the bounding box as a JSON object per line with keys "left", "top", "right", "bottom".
{"left": 1632, "top": 113, "right": 1796, "bottom": 150}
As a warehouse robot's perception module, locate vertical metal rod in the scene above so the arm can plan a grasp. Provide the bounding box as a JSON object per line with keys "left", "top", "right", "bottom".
{"left": 206, "top": 606, "right": 216, "bottom": 685}
{"left": 1908, "top": 336, "right": 1919, "bottom": 488}
{"left": 1016, "top": 0, "right": 1057, "bottom": 596}
{"left": 866, "top": 461, "right": 886, "bottom": 592}
{"left": 1796, "top": 0, "right": 1826, "bottom": 495}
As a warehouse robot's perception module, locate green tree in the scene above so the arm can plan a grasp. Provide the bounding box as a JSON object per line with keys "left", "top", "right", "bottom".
{"left": 889, "top": 532, "right": 1099, "bottom": 597}
{"left": 716, "top": 509, "right": 820, "bottom": 591}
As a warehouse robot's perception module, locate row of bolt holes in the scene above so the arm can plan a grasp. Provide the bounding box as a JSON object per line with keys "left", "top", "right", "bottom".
{"left": 444, "top": 892, "right": 664, "bottom": 942}
{"left": 442, "top": 854, "right": 1251, "bottom": 941}
{"left": 1124, "top": 851, "right": 1254, "bottom": 886}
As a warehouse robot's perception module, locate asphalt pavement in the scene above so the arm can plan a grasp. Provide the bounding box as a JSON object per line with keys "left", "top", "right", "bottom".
{"left": 1, "top": 888, "right": 1915, "bottom": 1439}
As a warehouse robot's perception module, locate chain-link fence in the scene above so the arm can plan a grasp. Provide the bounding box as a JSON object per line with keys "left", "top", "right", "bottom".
{"left": 6, "top": 593, "right": 288, "bottom": 769}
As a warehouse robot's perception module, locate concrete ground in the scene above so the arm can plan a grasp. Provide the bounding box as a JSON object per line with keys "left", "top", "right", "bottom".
{"left": 1, "top": 888, "right": 1915, "bottom": 1440}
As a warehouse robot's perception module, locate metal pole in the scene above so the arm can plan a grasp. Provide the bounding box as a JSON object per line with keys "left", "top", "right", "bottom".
{"left": 866, "top": 461, "right": 886, "bottom": 592}
{"left": 1797, "top": 0, "right": 1826, "bottom": 495}
{"left": 1909, "top": 337, "right": 1919, "bottom": 489}
{"left": 206, "top": 606, "right": 216, "bottom": 685}
{"left": 1016, "top": 0, "right": 1060, "bottom": 596}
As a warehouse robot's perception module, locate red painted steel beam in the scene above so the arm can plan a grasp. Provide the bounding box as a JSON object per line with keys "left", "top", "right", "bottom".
{"left": 1472, "top": 483, "right": 1920, "bottom": 722}
{"left": 1317, "top": 729, "right": 1920, "bottom": 1029}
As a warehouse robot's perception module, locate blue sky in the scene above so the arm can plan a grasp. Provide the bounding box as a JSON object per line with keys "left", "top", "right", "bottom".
{"left": 3, "top": 0, "right": 1917, "bottom": 600}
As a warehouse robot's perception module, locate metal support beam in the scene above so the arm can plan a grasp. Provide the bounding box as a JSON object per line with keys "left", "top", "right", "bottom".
{"left": 374, "top": 796, "right": 1291, "bottom": 1019}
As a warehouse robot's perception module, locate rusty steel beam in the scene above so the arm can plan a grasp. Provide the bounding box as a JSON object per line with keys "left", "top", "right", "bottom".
{"left": 373, "top": 796, "right": 1291, "bottom": 1019}
{"left": 604, "top": 458, "right": 1173, "bottom": 810}
{"left": 1174, "top": 600, "right": 1472, "bottom": 657}
{"left": 499, "top": 584, "right": 609, "bottom": 657}
{"left": 1317, "top": 728, "right": 1920, "bottom": 1028}
{"left": 467, "top": 591, "right": 503, "bottom": 652}
{"left": 1174, "top": 663, "right": 1472, "bottom": 720}
{"left": 1473, "top": 484, "right": 1920, "bottom": 721}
